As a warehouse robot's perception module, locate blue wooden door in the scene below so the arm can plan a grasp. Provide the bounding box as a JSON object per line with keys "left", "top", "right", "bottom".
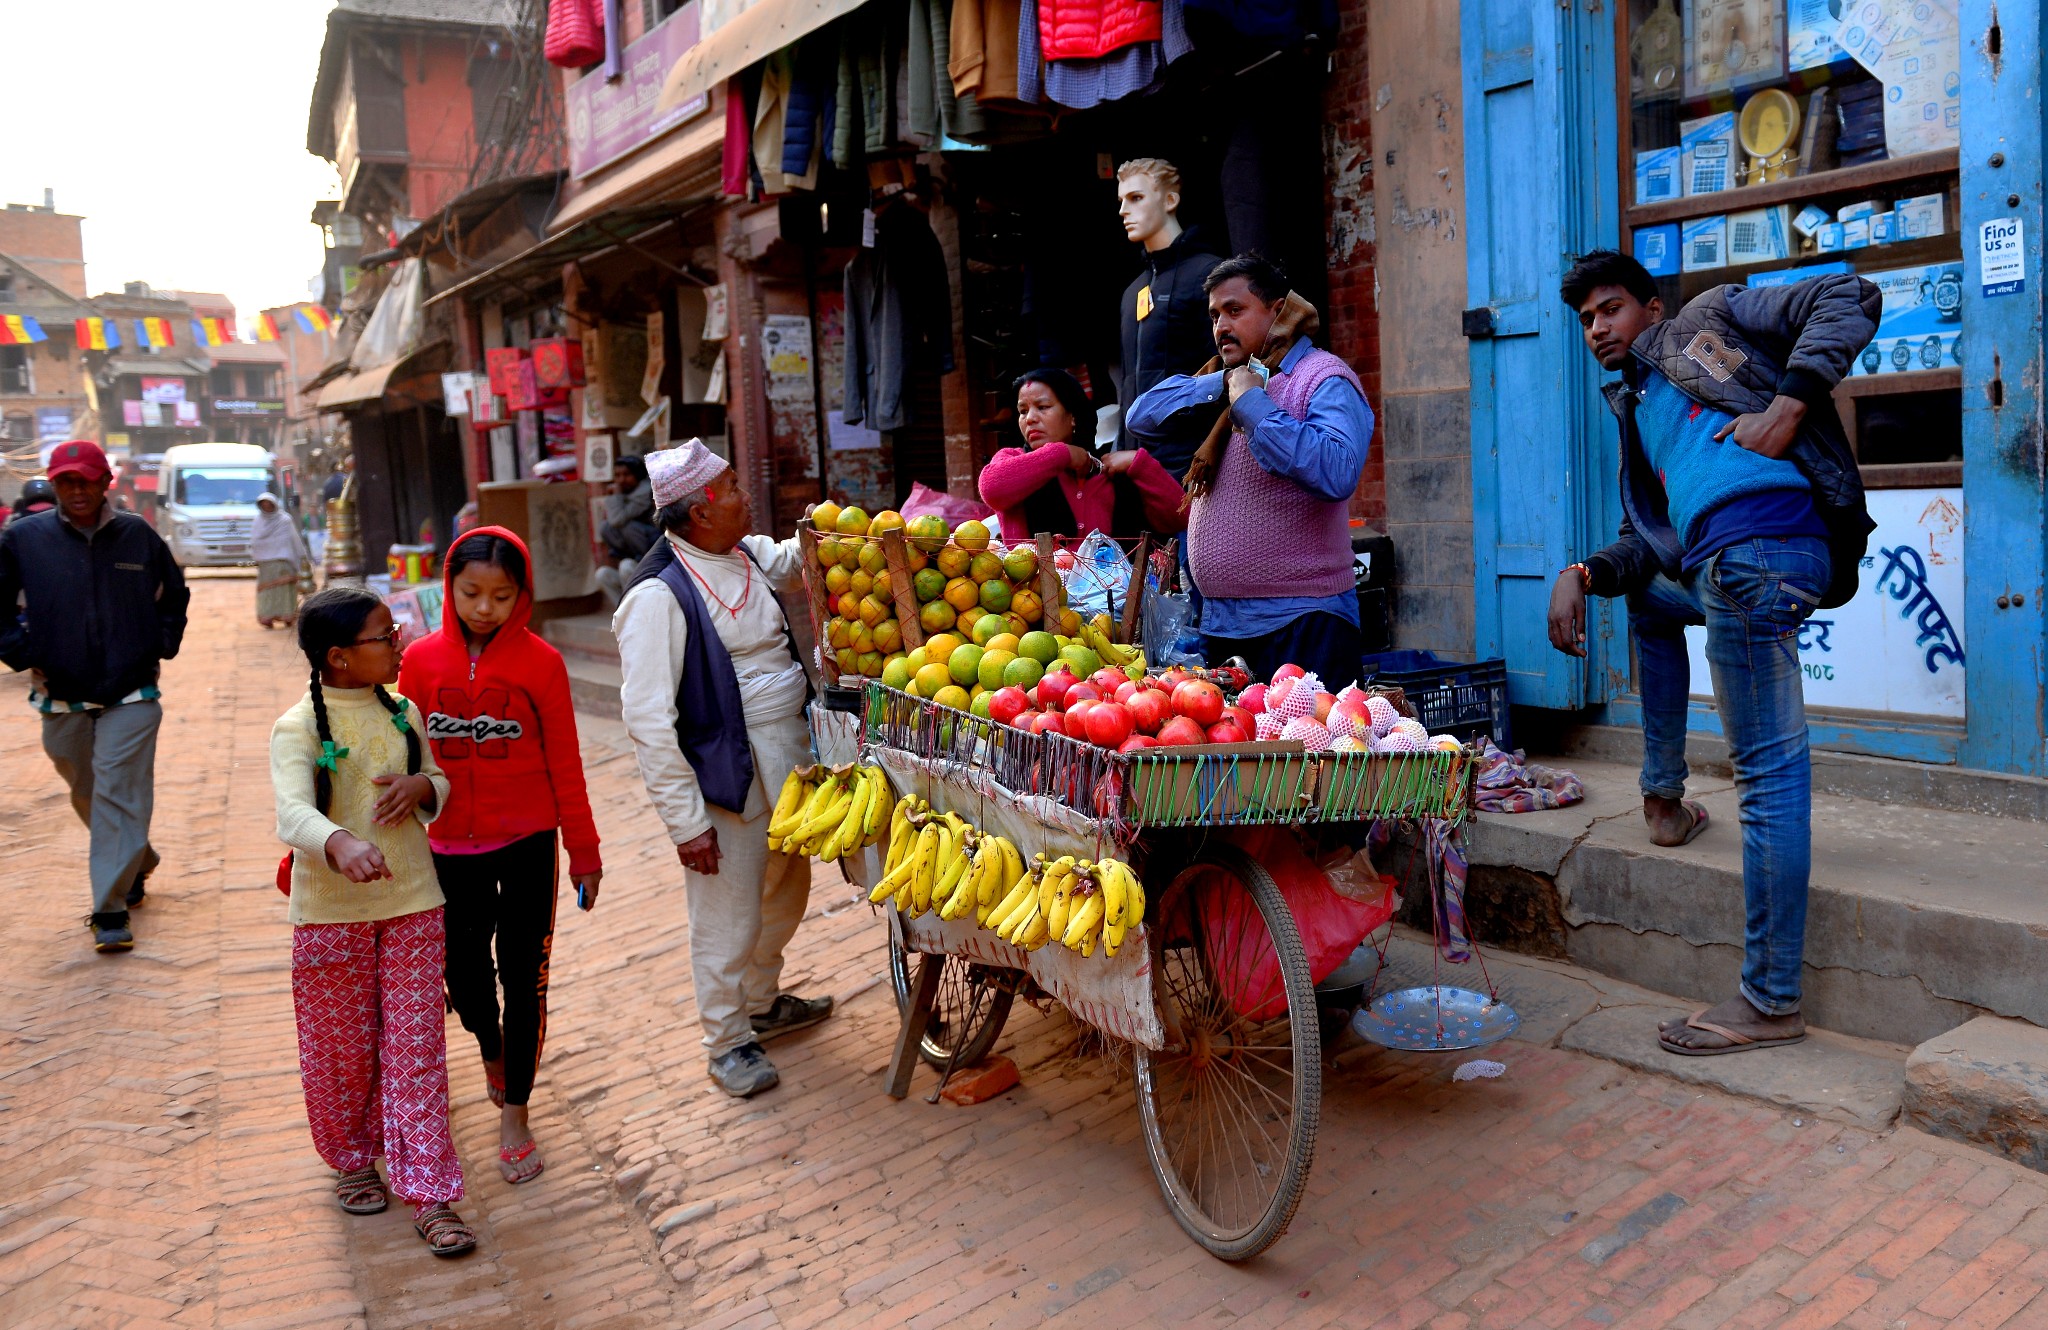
{"left": 1460, "top": 0, "right": 1620, "bottom": 710}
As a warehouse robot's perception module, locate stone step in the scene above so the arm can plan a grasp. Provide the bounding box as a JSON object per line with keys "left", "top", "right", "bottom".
{"left": 539, "top": 612, "right": 620, "bottom": 665}
{"left": 1389, "top": 756, "right": 2048, "bottom": 1051}
{"left": 1524, "top": 716, "right": 2048, "bottom": 822}
{"left": 1905, "top": 1016, "right": 2048, "bottom": 1175}
{"left": 564, "top": 656, "right": 622, "bottom": 720}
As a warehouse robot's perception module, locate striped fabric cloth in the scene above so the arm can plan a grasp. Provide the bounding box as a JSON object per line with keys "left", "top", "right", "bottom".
{"left": 30, "top": 683, "right": 163, "bottom": 715}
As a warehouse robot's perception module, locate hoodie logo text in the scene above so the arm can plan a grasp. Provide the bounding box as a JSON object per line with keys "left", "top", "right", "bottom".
{"left": 430, "top": 687, "right": 522, "bottom": 758}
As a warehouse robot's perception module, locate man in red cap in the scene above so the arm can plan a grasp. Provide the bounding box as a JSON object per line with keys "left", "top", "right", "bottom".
{"left": 0, "top": 440, "right": 189, "bottom": 952}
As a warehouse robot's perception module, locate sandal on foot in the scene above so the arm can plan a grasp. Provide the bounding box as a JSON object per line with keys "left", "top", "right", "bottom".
{"left": 1658, "top": 1007, "right": 1806, "bottom": 1057}
{"left": 412, "top": 1202, "right": 477, "bottom": 1257}
{"left": 335, "top": 1166, "right": 387, "bottom": 1214}
{"left": 499, "top": 1138, "right": 545, "bottom": 1185}
{"left": 1650, "top": 800, "right": 1710, "bottom": 847}
{"left": 484, "top": 1065, "right": 506, "bottom": 1108}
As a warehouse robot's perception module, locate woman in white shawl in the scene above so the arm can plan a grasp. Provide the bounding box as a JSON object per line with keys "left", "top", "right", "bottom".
{"left": 251, "top": 492, "right": 309, "bottom": 627}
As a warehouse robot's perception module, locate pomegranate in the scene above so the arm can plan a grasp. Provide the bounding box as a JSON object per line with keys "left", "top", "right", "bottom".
{"left": 1222, "top": 705, "right": 1257, "bottom": 737}
{"left": 1083, "top": 701, "right": 1135, "bottom": 748}
{"left": 1171, "top": 679, "right": 1225, "bottom": 728}
{"left": 1113, "top": 679, "right": 1141, "bottom": 705}
{"left": 1155, "top": 715, "right": 1209, "bottom": 746}
{"left": 1126, "top": 689, "right": 1172, "bottom": 735}
{"left": 1117, "top": 734, "right": 1159, "bottom": 753}
{"left": 1065, "top": 698, "right": 1100, "bottom": 731}
{"left": 1206, "top": 720, "right": 1248, "bottom": 744}
{"left": 1037, "top": 668, "right": 1078, "bottom": 710}
{"left": 988, "top": 686, "right": 1030, "bottom": 727}
{"left": 1030, "top": 710, "right": 1067, "bottom": 737}
{"left": 1090, "top": 667, "right": 1126, "bottom": 693}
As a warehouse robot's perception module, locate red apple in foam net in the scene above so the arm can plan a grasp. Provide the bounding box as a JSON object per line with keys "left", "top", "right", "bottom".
{"left": 1272, "top": 663, "right": 1307, "bottom": 683}
{"left": 1084, "top": 701, "right": 1135, "bottom": 748}
{"left": 1126, "top": 688, "right": 1172, "bottom": 735}
{"left": 1206, "top": 720, "right": 1249, "bottom": 744}
{"left": 1031, "top": 710, "right": 1067, "bottom": 737}
{"left": 1038, "top": 668, "right": 1078, "bottom": 710}
{"left": 1117, "top": 734, "right": 1158, "bottom": 753}
{"left": 1313, "top": 691, "right": 1337, "bottom": 723}
{"left": 1266, "top": 677, "right": 1295, "bottom": 712}
{"left": 988, "top": 686, "right": 1030, "bottom": 727}
{"left": 1237, "top": 682, "right": 1268, "bottom": 714}
{"left": 1171, "top": 679, "right": 1225, "bottom": 728}
{"left": 1156, "top": 715, "right": 1209, "bottom": 746}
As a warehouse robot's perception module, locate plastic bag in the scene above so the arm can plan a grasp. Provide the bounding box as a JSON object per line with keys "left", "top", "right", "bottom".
{"left": 1141, "top": 572, "right": 1204, "bottom": 668}
{"left": 1062, "top": 530, "right": 1132, "bottom": 620}
{"left": 1178, "top": 828, "right": 1398, "bottom": 1021}
{"left": 900, "top": 481, "right": 992, "bottom": 526}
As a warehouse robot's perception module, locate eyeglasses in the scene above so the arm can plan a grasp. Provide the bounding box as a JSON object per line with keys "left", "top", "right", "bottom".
{"left": 350, "top": 626, "right": 402, "bottom": 649}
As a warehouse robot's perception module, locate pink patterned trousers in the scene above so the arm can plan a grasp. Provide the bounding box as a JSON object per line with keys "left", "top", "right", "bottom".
{"left": 292, "top": 907, "right": 465, "bottom": 1204}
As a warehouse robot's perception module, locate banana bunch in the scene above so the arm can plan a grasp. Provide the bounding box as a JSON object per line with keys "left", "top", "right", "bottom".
{"left": 949, "top": 829, "right": 1026, "bottom": 925}
{"left": 986, "top": 854, "right": 1146, "bottom": 956}
{"left": 1081, "top": 612, "right": 1144, "bottom": 671}
{"left": 768, "top": 763, "right": 895, "bottom": 861}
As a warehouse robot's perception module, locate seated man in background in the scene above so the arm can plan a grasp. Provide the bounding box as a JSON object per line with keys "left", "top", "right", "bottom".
{"left": 594, "top": 454, "right": 656, "bottom": 604}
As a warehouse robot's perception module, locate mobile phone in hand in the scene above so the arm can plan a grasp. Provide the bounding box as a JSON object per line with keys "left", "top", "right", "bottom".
{"left": 576, "top": 881, "right": 593, "bottom": 910}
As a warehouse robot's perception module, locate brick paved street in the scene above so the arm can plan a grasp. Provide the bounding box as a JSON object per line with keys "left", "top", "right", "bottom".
{"left": 7, "top": 577, "right": 2048, "bottom": 1329}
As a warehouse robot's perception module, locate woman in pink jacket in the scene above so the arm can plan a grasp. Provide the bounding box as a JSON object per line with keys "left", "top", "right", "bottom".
{"left": 978, "top": 369, "right": 1185, "bottom": 542}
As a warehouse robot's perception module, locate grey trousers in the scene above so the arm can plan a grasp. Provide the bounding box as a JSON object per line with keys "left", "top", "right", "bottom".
{"left": 41, "top": 701, "right": 162, "bottom": 915}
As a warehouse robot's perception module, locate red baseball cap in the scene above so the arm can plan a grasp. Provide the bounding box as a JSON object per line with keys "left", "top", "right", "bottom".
{"left": 45, "top": 439, "right": 112, "bottom": 483}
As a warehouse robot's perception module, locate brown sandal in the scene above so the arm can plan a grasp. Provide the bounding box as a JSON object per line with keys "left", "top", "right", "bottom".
{"left": 1658, "top": 1007, "right": 1806, "bottom": 1057}
{"left": 335, "top": 1166, "right": 387, "bottom": 1214}
{"left": 412, "top": 1202, "right": 477, "bottom": 1257}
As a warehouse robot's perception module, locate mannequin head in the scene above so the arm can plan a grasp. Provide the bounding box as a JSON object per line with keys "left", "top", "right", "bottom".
{"left": 1117, "top": 158, "right": 1185, "bottom": 253}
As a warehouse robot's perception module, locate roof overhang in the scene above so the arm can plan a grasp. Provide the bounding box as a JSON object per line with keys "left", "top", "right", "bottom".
{"left": 659, "top": 0, "right": 868, "bottom": 110}
{"left": 422, "top": 198, "right": 716, "bottom": 311}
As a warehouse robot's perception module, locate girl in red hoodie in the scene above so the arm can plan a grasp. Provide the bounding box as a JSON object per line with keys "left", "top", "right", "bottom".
{"left": 398, "top": 527, "right": 601, "bottom": 1184}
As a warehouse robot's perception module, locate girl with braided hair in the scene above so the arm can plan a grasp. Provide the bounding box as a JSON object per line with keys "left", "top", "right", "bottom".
{"left": 270, "top": 587, "right": 476, "bottom": 1258}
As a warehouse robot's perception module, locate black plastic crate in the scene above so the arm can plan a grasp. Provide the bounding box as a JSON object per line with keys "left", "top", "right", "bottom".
{"left": 1357, "top": 651, "right": 1511, "bottom": 750}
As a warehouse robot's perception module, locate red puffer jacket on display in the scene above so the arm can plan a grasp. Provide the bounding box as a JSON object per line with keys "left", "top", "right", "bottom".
{"left": 1038, "top": 0, "right": 1162, "bottom": 60}
{"left": 396, "top": 526, "right": 602, "bottom": 876}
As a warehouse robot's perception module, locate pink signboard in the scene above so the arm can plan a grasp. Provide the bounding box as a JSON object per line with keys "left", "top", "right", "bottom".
{"left": 566, "top": 4, "right": 709, "bottom": 178}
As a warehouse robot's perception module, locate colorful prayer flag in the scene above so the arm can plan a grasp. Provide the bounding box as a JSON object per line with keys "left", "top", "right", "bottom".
{"left": 255, "top": 313, "right": 281, "bottom": 342}
{"left": 190, "top": 316, "right": 234, "bottom": 347}
{"left": 0, "top": 315, "right": 48, "bottom": 345}
{"left": 135, "top": 317, "right": 174, "bottom": 349}
{"left": 293, "top": 304, "right": 333, "bottom": 334}
{"left": 74, "top": 316, "right": 122, "bottom": 350}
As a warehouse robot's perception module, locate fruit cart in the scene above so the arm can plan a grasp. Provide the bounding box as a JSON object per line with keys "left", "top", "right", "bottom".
{"left": 832, "top": 681, "right": 1475, "bottom": 1262}
{"left": 791, "top": 514, "right": 1477, "bottom": 1260}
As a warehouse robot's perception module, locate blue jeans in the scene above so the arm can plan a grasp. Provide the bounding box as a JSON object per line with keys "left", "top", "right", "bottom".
{"left": 1628, "top": 536, "right": 1829, "bottom": 1016}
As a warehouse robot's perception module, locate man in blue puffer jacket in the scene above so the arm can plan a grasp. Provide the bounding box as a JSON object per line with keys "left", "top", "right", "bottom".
{"left": 1547, "top": 251, "right": 1877, "bottom": 1059}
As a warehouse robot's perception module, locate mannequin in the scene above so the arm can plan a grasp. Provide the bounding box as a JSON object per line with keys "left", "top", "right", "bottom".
{"left": 1115, "top": 158, "right": 1223, "bottom": 478}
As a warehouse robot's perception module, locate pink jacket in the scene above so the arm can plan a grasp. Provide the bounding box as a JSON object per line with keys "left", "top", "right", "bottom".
{"left": 978, "top": 444, "right": 1186, "bottom": 541}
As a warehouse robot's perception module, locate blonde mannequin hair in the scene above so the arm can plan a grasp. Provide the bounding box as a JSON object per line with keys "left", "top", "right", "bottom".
{"left": 1116, "top": 158, "right": 1182, "bottom": 194}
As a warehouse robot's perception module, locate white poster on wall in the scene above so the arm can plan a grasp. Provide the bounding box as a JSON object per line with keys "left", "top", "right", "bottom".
{"left": 1684, "top": 488, "right": 1965, "bottom": 717}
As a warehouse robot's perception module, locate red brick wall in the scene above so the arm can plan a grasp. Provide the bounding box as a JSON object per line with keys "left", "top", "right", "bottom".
{"left": 1321, "top": 0, "right": 1386, "bottom": 531}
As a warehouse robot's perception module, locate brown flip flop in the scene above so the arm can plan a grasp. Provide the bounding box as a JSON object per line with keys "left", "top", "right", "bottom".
{"left": 1658, "top": 1008, "right": 1806, "bottom": 1057}
{"left": 1650, "top": 800, "right": 1710, "bottom": 847}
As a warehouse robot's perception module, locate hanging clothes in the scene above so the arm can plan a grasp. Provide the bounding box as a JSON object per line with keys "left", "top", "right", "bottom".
{"left": 752, "top": 50, "right": 798, "bottom": 195}
{"left": 908, "top": 0, "right": 982, "bottom": 143}
{"left": 842, "top": 203, "right": 955, "bottom": 434}
{"left": 1035, "top": 0, "right": 1160, "bottom": 60}
{"left": 832, "top": 4, "right": 897, "bottom": 165}
{"left": 543, "top": 0, "right": 604, "bottom": 68}
{"left": 1021, "top": 0, "right": 1189, "bottom": 109}
{"left": 781, "top": 39, "right": 838, "bottom": 178}
{"left": 950, "top": 0, "right": 1032, "bottom": 110}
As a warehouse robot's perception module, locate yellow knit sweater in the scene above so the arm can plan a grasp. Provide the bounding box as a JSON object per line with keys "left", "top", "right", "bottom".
{"left": 270, "top": 686, "right": 449, "bottom": 926}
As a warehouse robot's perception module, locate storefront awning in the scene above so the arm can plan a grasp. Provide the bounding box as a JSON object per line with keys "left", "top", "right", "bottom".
{"left": 548, "top": 112, "right": 723, "bottom": 234}
{"left": 423, "top": 198, "right": 717, "bottom": 311}
{"left": 659, "top": 0, "right": 868, "bottom": 108}
{"left": 315, "top": 341, "right": 450, "bottom": 411}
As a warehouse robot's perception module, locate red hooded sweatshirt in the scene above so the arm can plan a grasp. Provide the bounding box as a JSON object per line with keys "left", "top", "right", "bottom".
{"left": 397, "top": 526, "right": 602, "bottom": 876}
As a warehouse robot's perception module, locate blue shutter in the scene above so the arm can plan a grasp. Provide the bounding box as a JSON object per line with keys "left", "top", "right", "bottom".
{"left": 1460, "top": 0, "right": 1621, "bottom": 710}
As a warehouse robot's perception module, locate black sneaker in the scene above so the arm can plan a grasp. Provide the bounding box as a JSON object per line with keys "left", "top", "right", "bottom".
{"left": 90, "top": 911, "right": 134, "bottom": 953}
{"left": 750, "top": 994, "right": 835, "bottom": 1043}
{"left": 707, "top": 1042, "right": 780, "bottom": 1098}
{"left": 126, "top": 847, "right": 160, "bottom": 908}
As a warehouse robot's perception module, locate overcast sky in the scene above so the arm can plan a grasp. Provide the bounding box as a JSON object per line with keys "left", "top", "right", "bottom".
{"left": 0, "top": 1, "right": 341, "bottom": 323}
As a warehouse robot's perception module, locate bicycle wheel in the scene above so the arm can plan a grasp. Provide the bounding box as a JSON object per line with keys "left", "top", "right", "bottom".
{"left": 1135, "top": 845, "right": 1321, "bottom": 1261}
{"left": 886, "top": 911, "right": 1014, "bottom": 1070}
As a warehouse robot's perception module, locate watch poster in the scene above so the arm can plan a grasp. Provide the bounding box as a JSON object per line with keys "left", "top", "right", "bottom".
{"left": 1684, "top": 0, "right": 1787, "bottom": 98}
{"left": 1855, "top": 263, "right": 1963, "bottom": 375}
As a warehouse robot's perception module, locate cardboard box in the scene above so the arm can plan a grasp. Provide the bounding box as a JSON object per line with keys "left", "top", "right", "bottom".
{"left": 1793, "top": 205, "right": 1831, "bottom": 238}
{"left": 1843, "top": 218, "right": 1871, "bottom": 249}
{"left": 1681, "top": 215, "right": 1728, "bottom": 272}
{"left": 1680, "top": 113, "right": 1738, "bottom": 195}
{"left": 1837, "top": 200, "right": 1879, "bottom": 223}
{"left": 1727, "top": 207, "right": 1792, "bottom": 265}
{"left": 1634, "top": 147, "right": 1682, "bottom": 204}
{"left": 1855, "top": 263, "right": 1965, "bottom": 376}
{"left": 1817, "top": 223, "right": 1847, "bottom": 253}
{"left": 1749, "top": 261, "right": 1853, "bottom": 289}
{"left": 1869, "top": 211, "right": 1899, "bottom": 245}
{"left": 1634, "top": 223, "right": 1682, "bottom": 278}
{"left": 1896, "top": 193, "right": 1946, "bottom": 240}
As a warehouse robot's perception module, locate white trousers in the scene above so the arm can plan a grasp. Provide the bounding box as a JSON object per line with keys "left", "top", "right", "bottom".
{"left": 684, "top": 711, "right": 814, "bottom": 1058}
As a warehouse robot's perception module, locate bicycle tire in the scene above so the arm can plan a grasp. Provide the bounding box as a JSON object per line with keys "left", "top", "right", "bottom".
{"left": 886, "top": 912, "right": 1015, "bottom": 1071}
{"left": 1134, "top": 845, "right": 1321, "bottom": 1261}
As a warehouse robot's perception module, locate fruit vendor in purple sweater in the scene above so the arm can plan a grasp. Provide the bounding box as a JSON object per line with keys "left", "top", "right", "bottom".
{"left": 1123, "top": 254, "right": 1374, "bottom": 687}
{"left": 1548, "top": 250, "right": 1877, "bottom": 1059}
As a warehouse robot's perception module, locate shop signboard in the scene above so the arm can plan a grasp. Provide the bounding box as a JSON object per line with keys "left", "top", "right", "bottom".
{"left": 567, "top": 4, "right": 708, "bottom": 178}
{"left": 140, "top": 376, "right": 186, "bottom": 404}
{"left": 1684, "top": 488, "right": 1965, "bottom": 717}
{"left": 210, "top": 398, "right": 286, "bottom": 416}
{"left": 35, "top": 407, "right": 71, "bottom": 440}
{"left": 1854, "top": 262, "right": 1963, "bottom": 374}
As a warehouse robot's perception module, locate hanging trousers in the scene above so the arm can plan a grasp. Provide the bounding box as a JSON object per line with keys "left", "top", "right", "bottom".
{"left": 292, "top": 906, "right": 464, "bottom": 1204}
{"left": 435, "top": 830, "right": 561, "bottom": 1107}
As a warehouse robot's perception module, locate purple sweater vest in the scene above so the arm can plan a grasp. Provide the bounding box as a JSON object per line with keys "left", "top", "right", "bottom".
{"left": 1186, "top": 349, "right": 1362, "bottom": 601}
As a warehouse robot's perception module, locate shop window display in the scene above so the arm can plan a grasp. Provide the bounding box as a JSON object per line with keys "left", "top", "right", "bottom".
{"left": 1621, "top": 0, "right": 1964, "bottom": 483}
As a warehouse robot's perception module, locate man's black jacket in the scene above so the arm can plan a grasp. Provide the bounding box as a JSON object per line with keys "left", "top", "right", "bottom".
{"left": 1117, "top": 225, "right": 1225, "bottom": 474}
{"left": 1585, "top": 273, "right": 1881, "bottom": 610}
{"left": 0, "top": 507, "right": 190, "bottom": 705}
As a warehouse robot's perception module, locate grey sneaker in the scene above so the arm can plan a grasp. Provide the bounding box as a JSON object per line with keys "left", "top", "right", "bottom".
{"left": 708, "top": 1042, "right": 780, "bottom": 1098}
{"left": 90, "top": 912, "right": 134, "bottom": 953}
{"left": 750, "top": 994, "right": 834, "bottom": 1043}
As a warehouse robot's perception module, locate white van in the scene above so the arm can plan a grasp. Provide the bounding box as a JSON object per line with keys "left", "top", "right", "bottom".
{"left": 157, "top": 443, "right": 276, "bottom": 567}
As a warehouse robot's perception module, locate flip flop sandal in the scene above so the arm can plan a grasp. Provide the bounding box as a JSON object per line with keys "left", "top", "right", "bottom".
{"left": 499, "top": 1138, "right": 545, "bottom": 1184}
{"left": 1650, "top": 800, "right": 1710, "bottom": 847}
{"left": 1658, "top": 1008, "right": 1806, "bottom": 1058}
{"left": 335, "top": 1166, "right": 387, "bottom": 1214}
{"left": 413, "top": 1202, "right": 478, "bottom": 1257}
